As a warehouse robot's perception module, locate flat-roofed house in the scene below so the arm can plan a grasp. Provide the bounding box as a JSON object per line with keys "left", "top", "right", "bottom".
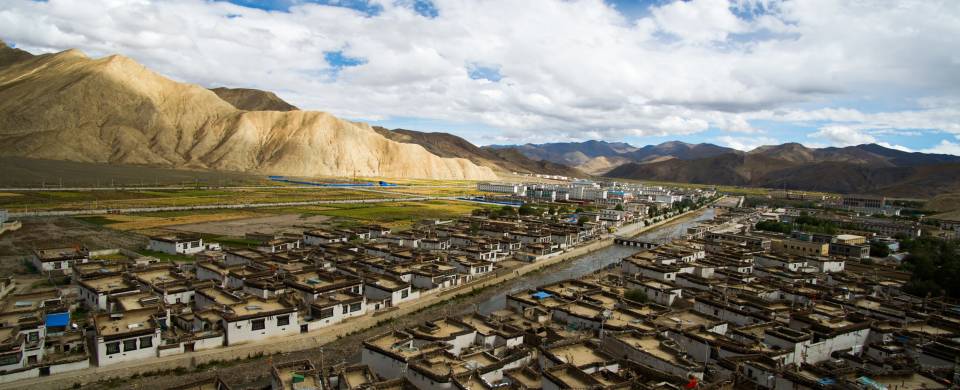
{"left": 148, "top": 235, "right": 206, "bottom": 255}
{"left": 220, "top": 297, "right": 298, "bottom": 346}
{"left": 92, "top": 308, "right": 162, "bottom": 366}
{"left": 78, "top": 275, "right": 139, "bottom": 311}
{"left": 303, "top": 229, "right": 348, "bottom": 246}
{"left": 32, "top": 247, "right": 89, "bottom": 275}
{"left": 364, "top": 275, "right": 419, "bottom": 309}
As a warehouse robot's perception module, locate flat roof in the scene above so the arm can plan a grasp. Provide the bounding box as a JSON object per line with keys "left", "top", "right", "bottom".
{"left": 546, "top": 343, "right": 610, "bottom": 367}
{"left": 94, "top": 308, "right": 156, "bottom": 338}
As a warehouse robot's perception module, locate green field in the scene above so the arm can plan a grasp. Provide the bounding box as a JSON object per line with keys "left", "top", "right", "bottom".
{"left": 0, "top": 187, "right": 403, "bottom": 212}
{"left": 263, "top": 200, "right": 496, "bottom": 229}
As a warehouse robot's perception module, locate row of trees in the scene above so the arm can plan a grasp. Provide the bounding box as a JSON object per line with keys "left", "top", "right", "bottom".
{"left": 898, "top": 236, "right": 960, "bottom": 299}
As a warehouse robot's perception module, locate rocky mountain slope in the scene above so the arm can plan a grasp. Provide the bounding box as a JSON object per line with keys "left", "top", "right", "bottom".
{"left": 490, "top": 140, "right": 639, "bottom": 167}
{"left": 210, "top": 87, "right": 299, "bottom": 111}
{"left": 0, "top": 42, "right": 495, "bottom": 180}
{"left": 494, "top": 140, "right": 739, "bottom": 174}
{"left": 372, "top": 127, "right": 584, "bottom": 177}
{"left": 606, "top": 145, "right": 960, "bottom": 197}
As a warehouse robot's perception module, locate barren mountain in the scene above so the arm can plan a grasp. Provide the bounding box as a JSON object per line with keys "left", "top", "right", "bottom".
{"left": 210, "top": 87, "right": 299, "bottom": 112}
{"left": 578, "top": 155, "right": 635, "bottom": 175}
{"left": 373, "top": 127, "right": 584, "bottom": 177}
{"left": 0, "top": 43, "right": 495, "bottom": 180}
{"left": 605, "top": 145, "right": 960, "bottom": 197}
{"left": 495, "top": 140, "right": 738, "bottom": 172}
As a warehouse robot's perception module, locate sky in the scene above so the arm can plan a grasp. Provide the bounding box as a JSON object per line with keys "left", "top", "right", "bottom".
{"left": 2, "top": 0, "right": 960, "bottom": 154}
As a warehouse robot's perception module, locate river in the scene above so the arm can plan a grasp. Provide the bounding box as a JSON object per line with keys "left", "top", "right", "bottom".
{"left": 471, "top": 207, "right": 717, "bottom": 314}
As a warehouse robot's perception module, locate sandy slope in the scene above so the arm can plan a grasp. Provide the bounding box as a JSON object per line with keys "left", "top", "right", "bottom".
{"left": 0, "top": 42, "right": 496, "bottom": 180}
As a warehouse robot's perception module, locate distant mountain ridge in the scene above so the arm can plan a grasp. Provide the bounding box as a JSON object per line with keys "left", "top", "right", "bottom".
{"left": 373, "top": 127, "right": 584, "bottom": 177}
{"left": 606, "top": 143, "right": 960, "bottom": 197}
{"left": 492, "top": 140, "right": 740, "bottom": 174}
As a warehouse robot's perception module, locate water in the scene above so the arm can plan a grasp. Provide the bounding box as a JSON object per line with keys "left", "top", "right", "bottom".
{"left": 472, "top": 208, "right": 716, "bottom": 314}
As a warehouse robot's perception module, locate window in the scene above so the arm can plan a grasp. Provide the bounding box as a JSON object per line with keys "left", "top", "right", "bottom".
{"left": 53, "top": 261, "right": 62, "bottom": 269}
{"left": 123, "top": 339, "right": 137, "bottom": 352}
{"left": 139, "top": 336, "right": 153, "bottom": 349}
{"left": 349, "top": 303, "right": 362, "bottom": 312}
{"left": 342, "top": 305, "right": 348, "bottom": 314}
{"left": 401, "top": 290, "right": 409, "bottom": 299}
{"left": 251, "top": 319, "right": 265, "bottom": 331}
{"left": 106, "top": 342, "right": 120, "bottom": 355}
{"left": 28, "top": 332, "right": 39, "bottom": 343}
{"left": 318, "top": 307, "right": 334, "bottom": 319}
{"left": 277, "top": 315, "right": 290, "bottom": 326}
{"left": 0, "top": 353, "right": 20, "bottom": 366}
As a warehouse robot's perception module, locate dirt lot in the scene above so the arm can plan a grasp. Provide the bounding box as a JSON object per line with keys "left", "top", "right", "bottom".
{"left": 0, "top": 217, "right": 146, "bottom": 272}
{"left": 166, "top": 213, "right": 332, "bottom": 236}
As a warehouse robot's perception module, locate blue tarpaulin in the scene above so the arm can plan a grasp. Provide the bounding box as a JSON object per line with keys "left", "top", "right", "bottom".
{"left": 45, "top": 312, "right": 69, "bottom": 328}
{"left": 532, "top": 291, "right": 552, "bottom": 300}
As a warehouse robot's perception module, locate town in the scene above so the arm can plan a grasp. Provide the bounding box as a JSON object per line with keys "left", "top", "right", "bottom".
{"left": 0, "top": 178, "right": 956, "bottom": 389}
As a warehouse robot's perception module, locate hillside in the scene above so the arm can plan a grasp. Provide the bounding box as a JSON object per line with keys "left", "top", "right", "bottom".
{"left": 210, "top": 87, "right": 299, "bottom": 111}
{"left": 621, "top": 141, "right": 737, "bottom": 162}
{"left": 373, "top": 127, "right": 584, "bottom": 177}
{"left": 496, "top": 140, "right": 739, "bottom": 172}
{"left": 491, "top": 140, "right": 639, "bottom": 166}
{"left": 0, "top": 42, "right": 496, "bottom": 180}
{"left": 605, "top": 150, "right": 960, "bottom": 197}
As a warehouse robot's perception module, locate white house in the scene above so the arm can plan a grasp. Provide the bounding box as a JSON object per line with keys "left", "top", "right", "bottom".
{"left": 31, "top": 247, "right": 89, "bottom": 275}
{"left": 92, "top": 308, "right": 162, "bottom": 366}
{"left": 147, "top": 235, "right": 206, "bottom": 255}
{"left": 220, "top": 298, "right": 299, "bottom": 346}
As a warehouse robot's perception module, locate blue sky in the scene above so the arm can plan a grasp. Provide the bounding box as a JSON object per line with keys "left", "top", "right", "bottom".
{"left": 4, "top": 0, "right": 959, "bottom": 153}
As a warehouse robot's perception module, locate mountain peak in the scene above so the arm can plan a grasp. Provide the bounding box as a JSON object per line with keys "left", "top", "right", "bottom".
{"left": 0, "top": 43, "right": 497, "bottom": 180}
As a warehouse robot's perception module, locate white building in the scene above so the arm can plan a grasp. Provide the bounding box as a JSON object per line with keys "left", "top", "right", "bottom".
{"left": 147, "top": 235, "right": 206, "bottom": 255}
{"left": 220, "top": 299, "right": 299, "bottom": 346}
{"left": 92, "top": 308, "right": 162, "bottom": 366}
{"left": 31, "top": 247, "right": 89, "bottom": 275}
{"left": 477, "top": 182, "right": 526, "bottom": 196}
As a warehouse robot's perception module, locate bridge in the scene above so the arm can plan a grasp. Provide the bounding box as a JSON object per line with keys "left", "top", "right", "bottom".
{"left": 613, "top": 237, "right": 660, "bottom": 249}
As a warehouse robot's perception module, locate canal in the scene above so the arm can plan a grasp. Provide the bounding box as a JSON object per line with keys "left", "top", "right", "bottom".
{"left": 472, "top": 207, "right": 717, "bottom": 314}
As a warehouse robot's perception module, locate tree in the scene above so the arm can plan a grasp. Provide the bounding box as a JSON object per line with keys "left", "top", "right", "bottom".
{"left": 624, "top": 289, "right": 648, "bottom": 303}
{"left": 518, "top": 204, "right": 536, "bottom": 216}
{"left": 898, "top": 236, "right": 960, "bottom": 298}
{"left": 869, "top": 242, "right": 890, "bottom": 258}
{"left": 614, "top": 204, "right": 624, "bottom": 211}
{"left": 577, "top": 216, "right": 590, "bottom": 226}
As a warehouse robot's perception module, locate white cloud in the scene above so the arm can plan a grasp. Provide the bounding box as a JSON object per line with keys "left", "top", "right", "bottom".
{"left": 0, "top": 0, "right": 959, "bottom": 144}
{"left": 808, "top": 125, "right": 913, "bottom": 151}
{"left": 717, "top": 135, "right": 779, "bottom": 151}
{"left": 651, "top": 0, "right": 747, "bottom": 43}
{"left": 810, "top": 125, "right": 877, "bottom": 146}
{"left": 920, "top": 140, "right": 960, "bottom": 155}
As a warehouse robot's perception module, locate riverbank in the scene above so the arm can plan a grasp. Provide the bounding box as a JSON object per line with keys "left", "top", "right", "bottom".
{"left": 1, "top": 202, "right": 717, "bottom": 389}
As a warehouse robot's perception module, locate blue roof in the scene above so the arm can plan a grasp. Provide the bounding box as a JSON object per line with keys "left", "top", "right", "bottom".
{"left": 531, "top": 291, "right": 552, "bottom": 300}
{"left": 45, "top": 312, "right": 69, "bottom": 327}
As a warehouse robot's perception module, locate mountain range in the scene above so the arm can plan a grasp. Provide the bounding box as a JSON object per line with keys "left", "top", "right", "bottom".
{"left": 498, "top": 140, "right": 960, "bottom": 197}
{"left": 1, "top": 41, "right": 959, "bottom": 197}
{"left": 0, "top": 41, "right": 495, "bottom": 180}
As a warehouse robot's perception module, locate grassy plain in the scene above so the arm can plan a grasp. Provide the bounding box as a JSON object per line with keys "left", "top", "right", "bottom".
{"left": 0, "top": 187, "right": 401, "bottom": 212}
